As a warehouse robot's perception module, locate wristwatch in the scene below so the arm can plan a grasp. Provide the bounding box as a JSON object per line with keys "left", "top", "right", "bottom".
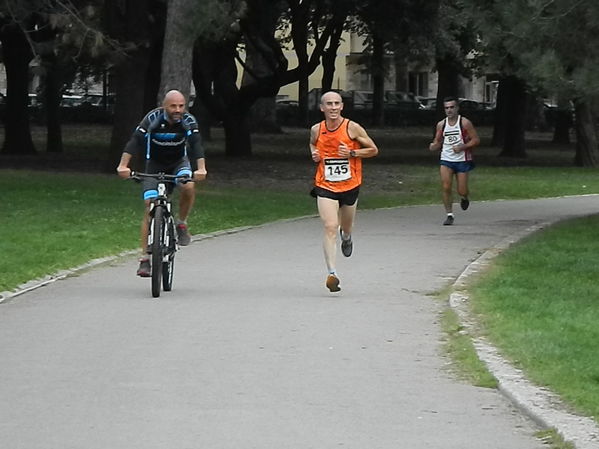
{"left": 349, "top": 150, "right": 356, "bottom": 158}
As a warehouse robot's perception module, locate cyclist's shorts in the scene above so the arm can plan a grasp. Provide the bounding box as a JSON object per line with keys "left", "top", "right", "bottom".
{"left": 310, "top": 186, "right": 360, "bottom": 207}
{"left": 440, "top": 160, "right": 475, "bottom": 173}
{"left": 142, "top": 158, "right": 193, "bottom": 200}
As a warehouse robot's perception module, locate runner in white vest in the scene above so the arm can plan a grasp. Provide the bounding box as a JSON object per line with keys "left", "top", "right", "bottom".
{"left": 429, "top": 97, "right": 480, "bottom": 225}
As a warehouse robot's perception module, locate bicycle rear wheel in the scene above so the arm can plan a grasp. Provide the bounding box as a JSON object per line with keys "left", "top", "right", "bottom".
{"left": 151, "top": 206, "right": 165, "bottom": 298}
{"left": 162, "top": 217, "right": 176, "bottom": 291}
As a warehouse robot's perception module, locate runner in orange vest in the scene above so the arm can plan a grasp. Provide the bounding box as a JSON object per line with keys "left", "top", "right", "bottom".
{"left": 309, "top": 91, "right": 379, "bottom": 292}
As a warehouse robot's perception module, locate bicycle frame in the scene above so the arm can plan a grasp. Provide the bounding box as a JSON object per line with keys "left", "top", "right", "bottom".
{"left": 129, "top": 171, "right": 191, "bottom": 297}
{"left": 148, "top": 182, "right": 175, "bottom": 257}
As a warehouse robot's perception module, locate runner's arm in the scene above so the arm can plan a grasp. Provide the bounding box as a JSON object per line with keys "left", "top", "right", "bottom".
{"left": 309, "top": 124, "right": 321, "bottom": 162}
{"left": 346, "top": 121, "right": 378, "bottom": 158}
{"left": 429, "top": 121, "right": 444, "bottom": 152}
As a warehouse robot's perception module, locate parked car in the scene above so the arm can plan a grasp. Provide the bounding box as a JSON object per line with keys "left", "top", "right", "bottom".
{"left": 60, "top": 95, "right": 83, "bottom": 107}
{"left": 345, "top": 90, "right": 424, "bottom": 110}
{"left": 80, "top": 93, "right": 115, "bottom": 111}
{"left": 385, "top": 91, "right": 424, "bottom": 110}
{"left": 275, "top": 99, "right": 299, "bottom": 107}
{"left": 418, "top": 96, "right": 437, "bottom": 110}
{"left": 458, "top": 98, "right": 484, "bottom": 111}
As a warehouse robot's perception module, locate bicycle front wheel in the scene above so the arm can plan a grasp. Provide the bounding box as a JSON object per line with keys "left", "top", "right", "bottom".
{"left": 162, "top": 217, "right": 176, "bottom": 291}
{"left": 151, "top": 206, "right": 165, "bottom": 298}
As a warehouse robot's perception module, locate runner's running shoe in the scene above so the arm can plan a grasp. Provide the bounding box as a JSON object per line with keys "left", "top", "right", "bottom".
{"left": 326, "top": 274, "right": 341, "bottom": 292}
{"left": 443, "top": 215, "right": 454, "bottom": 226}
{"left": 340, "top": 229, "right": 353, "bottom": 257}
{"left": 460, "top": 197, "right": 470, "bottom": 210}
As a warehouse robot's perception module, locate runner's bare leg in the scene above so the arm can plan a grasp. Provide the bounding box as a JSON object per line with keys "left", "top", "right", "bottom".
{"left": 339, "top": 202, "right": 358, "bottom": 237}
{"left": 317, "top": 196, "right": 340, "bottom": 273}
{"left": 440, "top": 165, "right": 455, "bottom": 213}
{"left": 456, "top": 172, "right": 469, "bottom": 199}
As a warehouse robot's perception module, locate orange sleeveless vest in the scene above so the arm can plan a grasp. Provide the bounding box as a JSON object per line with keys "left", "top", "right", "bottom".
{"left": 314, "top": 119, "right": 362, "bottom": 192}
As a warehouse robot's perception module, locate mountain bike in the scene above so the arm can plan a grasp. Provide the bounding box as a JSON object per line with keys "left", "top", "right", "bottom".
{"left": 130, "top": 171, "right": 191, "bottom": 298}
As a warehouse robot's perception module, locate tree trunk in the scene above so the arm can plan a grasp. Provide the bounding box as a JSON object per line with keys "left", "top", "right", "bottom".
{"left": 291, "top": 8, "right": 310, "bottom": 128}
{"left": 553, "top": 101, "right": 572, "bottom": 144}
{"left": 525, "top": 96, "right": 548, "bottom": 132}
{"left": 242, "top": 19, "right": 280, "bottom": 134}
{"left": 144, "top": 41, "right": 164, "bottom": 111}
{"left": 434, "top": 57, "right": 460, "bottom": 134}
{"left": 0, "top": 23, "right": 35, "bottom": 154}
{"left": 492, "top": 78, "right": 508, "bottom": 147}
{"left": 43, "top": 58, "right": 64, "bottom": 153}
{"left": 574, "top": 99, "right": 599, "bottom": 167}
{"left": 371, "top": 33, "right": 385, "bottom": 127}
{"left": 498, "top": 76, "right": 527, "bottom": 158}
{"left": 106, "top": 0, "right": 157, "bottom": 170}
{"left": 394, "top": 52, "right": 408, "bottom": 92}
{"left": 193, "top": 35, "right": 259, "bottom": 157}
{"left": 158, "top": 0, "right": 194, "bottom": 101}
{"left": 321, "top": 24, "right": 343, "bottom": 92}
{"left": 249, "top": 98, "right": 280, "bottom": 133}
{"left": 189, "top": 97, "right": 212, "bottom": 141}
{"left": 223, "top": 111, "right": 252, "bottom": 157}
{"left": 109, "top": 54, "right": 152, "bottom": 171}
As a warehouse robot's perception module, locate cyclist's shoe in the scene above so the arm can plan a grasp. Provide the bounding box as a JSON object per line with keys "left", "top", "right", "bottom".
{"left": 326, "top": 274, "right": 341, "bottom": 292}
{"left": 176, "top": 223, "right": 192, "bottom": 246}
{"left": 137, "top": 257, "right": 151, "bottom": 277}
{"left": 443, "top": 215, "right": 454, "bottom": 226}
{"left": 340, "top": 229, "right": 353, "bottom": 257}
{"left": 460, "top": 197, "right": 470, "bottom": 210}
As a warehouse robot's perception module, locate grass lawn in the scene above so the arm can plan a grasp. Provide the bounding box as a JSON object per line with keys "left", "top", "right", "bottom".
{"left": 470, "top": 215, "right": 599, "bottom": 419}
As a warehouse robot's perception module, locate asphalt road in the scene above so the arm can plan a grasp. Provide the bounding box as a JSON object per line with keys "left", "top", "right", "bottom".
{"left": 2, "top": 196, "right": 599, "bottom": 449}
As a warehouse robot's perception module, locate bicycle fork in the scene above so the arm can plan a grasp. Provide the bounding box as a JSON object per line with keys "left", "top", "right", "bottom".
{"left": 148, "top": 202, "right": 176, "bottom": 260}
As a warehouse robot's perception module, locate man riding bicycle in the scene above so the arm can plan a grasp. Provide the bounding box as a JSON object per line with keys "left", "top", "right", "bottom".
{"left": 116, "top": 89, "right": 207, "bottom": 277}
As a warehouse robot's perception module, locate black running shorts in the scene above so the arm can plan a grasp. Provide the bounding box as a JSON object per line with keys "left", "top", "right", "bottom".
{"left": 310, "top": 186, "right": 360, "bottom": 206}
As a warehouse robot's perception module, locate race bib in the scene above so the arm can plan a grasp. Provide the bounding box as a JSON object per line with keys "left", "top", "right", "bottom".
{"left": 446, "top": 134, "right": 460, "bottom": 144}
{"left": 324, "top": 158, "right": 351, "bottom": 182}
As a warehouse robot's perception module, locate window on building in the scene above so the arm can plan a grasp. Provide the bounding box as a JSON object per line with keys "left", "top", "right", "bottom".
{"left": 408, "top": 72, "right": 428, "bottom": 97}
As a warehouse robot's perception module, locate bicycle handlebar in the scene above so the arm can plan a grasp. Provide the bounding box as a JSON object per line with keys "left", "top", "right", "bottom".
{"left": 129, "top": 171, "right": 192, "bottom": 184}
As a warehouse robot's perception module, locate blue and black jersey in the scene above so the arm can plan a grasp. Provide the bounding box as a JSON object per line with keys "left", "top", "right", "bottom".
{"left": 124, "top": 108, "right": 205, "bottom": 164}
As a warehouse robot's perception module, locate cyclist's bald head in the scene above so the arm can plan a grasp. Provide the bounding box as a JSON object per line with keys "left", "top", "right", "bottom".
{"left": 163, "top": 90, "right": 186, "bottom": 107}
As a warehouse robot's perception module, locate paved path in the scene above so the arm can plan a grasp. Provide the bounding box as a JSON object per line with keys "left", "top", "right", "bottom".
{"left": 2, "top": 196, "right": 599, "bottom": 449}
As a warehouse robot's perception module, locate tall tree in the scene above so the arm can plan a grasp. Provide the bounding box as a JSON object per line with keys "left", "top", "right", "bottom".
{"left": 106, "top": 0, "right": 166, "bottom": 168}
{"left": 353, "top": 0, "right": 439, "bottom": 126}
{"left": 158, "top": 0, "right": 195, "bottom": 100}
{"left": 430, "top": 0, "right": 477, "bottom": 125}
{"left": 242, "top": 1, "right": 283, "bottom": 132}
{"left": 0, "top": 0, "right": 124, "bottom": 157}
{"left": 0, "top": 6, "right": 36, "bottom": 154}
{"left": 192, "top": 0, "right": 340, "bottom": 157}
{"left": 281, "top": 0, "right": 347, "bottom": 126}
{"left": 465, "top": 0, "right": 599, "bottom": 166}
{"left": 496, "top": 76, "right": 526, "bottom": 157}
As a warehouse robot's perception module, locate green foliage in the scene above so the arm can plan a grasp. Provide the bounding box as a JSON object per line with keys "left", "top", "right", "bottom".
{"left": 186, "top": 0, "right": 247, "bottom": 43}
{"left": 464, "top": 0, "right": 599, "bottom": 100}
